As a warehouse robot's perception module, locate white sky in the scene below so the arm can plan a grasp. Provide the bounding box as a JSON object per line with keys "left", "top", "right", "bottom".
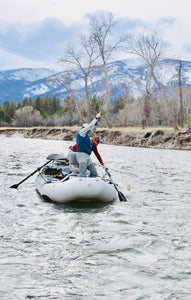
{"left": 0, "top": 0, "right": 191, "bottom": 70}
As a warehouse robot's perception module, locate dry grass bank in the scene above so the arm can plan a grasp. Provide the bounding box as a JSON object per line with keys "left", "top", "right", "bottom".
{"left": 0, "top": 126, "right": 190, "bottom": 150}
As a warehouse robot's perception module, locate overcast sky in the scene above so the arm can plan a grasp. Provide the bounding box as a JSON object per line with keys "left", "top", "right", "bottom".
{"left": 0, "top": 0, "right": 190, "bottom": 70}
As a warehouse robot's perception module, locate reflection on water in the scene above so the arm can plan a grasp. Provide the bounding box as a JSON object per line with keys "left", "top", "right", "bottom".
{"left": 1, "top": 136, "right": 191, "bottom": 299}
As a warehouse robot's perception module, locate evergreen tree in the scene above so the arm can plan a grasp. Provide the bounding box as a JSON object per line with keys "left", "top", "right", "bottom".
{"left": 3, "top": 101, "right": 12, "bottom": 123}
{"left": 34, "top": 96, "right": 43, "bottom": 115}
{"left": 21, "top": 97, "right": 29, "bottom": 107}
{"left": 111, "top": 97, "right": 125, "bottom": 113}
{"left": 52, "top": 96, "right": 60, "bottom": 113}
{"left": 0, "top": 105, "right": 4, "bottom": 125}
{"left": 58, "top": 97, "right": 77, "bottom": 116}
{"left": 42, "top": 95, "right": 52, "bottom": 117}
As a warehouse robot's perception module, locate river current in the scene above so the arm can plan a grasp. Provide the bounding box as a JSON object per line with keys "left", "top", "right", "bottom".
{"left": 0, "top": 136, "right": 191, "bottom": 299}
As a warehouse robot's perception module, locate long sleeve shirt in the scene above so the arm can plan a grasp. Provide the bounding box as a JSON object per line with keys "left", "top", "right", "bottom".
{"left": 78, "top": 118, "right": 97, "bottom": 137}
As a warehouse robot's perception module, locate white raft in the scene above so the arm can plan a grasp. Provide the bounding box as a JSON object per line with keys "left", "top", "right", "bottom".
{"left": 35, "top": 153, "right": 118, "bottom": 204}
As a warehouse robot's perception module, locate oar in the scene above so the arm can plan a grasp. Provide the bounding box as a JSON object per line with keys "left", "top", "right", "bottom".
{"left": 105, "top": 167, "right": 127, "bottom": 202}
{"left": 10, "top": 160, "right": 52, "bottom": 189}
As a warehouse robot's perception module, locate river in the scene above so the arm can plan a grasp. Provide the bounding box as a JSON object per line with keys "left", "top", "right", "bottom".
{"left": 0, "top": 136, "right": 191, "bottom": 299}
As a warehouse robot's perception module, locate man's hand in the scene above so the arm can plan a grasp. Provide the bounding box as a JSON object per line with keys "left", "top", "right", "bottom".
{"left": 96, "top": 112, "right": 101, "bottom": 119}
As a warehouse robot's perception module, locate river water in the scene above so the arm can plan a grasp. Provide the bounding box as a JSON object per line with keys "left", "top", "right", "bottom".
{"left": 0, "top": 136, "right": 191, "bottom": 299}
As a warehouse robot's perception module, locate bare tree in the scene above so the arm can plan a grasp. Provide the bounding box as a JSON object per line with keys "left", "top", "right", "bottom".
{"left": 179, "top": 60, "right": 184, "bottom": 127}
{"left": 13, "top": 106, "right": 42, "bottom": 127}
{"left": 57, "top": 35, "right": 99, "bottom": 123}
{"left": 89, "top": 12, "right": 125, "bottom": 127}
{"left": 126, "top": 31, "right": 171, "bottom": 127}
{"left": 52, "top": 73, "right": 84, "bottom": 123}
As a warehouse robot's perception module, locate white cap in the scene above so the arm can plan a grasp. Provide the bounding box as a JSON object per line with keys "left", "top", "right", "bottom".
{"left": 82, "top": 123, "right": 89, "bottom": 128}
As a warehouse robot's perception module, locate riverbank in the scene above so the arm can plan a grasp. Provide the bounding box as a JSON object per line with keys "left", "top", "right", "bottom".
{"left": 1, "top": 126, "right": 191, "bottom": 150}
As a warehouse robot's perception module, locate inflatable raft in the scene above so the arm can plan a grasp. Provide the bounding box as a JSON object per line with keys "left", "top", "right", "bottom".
{"left": 35, "top": 153, "right": 118, "bottom": 203}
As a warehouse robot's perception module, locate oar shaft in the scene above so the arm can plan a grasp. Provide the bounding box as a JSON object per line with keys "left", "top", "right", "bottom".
{"left": 104, "top": 167, "right": 127, "bottom": 202}
{"left": 10, "top": 160, "right": 52, "bottom": 189}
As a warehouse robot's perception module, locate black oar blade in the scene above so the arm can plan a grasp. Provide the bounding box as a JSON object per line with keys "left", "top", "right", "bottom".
{"left": 104, "top": 167, "right": 127, "bottom": 202}
{"left": 118, "top": 190, "right": 127, "bottom": 202}
{"left": 10, "top": 159, "right": 52, "bottom": 189}
{"left": 10, "top": 184, "right": 19, "bottom": 189}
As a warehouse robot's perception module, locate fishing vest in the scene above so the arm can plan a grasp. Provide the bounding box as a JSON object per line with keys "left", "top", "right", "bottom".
{"left": 76, "top": 131, "right": 92, "bottom": 155}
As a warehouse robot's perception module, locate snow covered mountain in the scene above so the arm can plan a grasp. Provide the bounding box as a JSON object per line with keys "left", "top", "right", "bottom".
{"left": 0, "top": 58, "right": 191, "bottom": 106}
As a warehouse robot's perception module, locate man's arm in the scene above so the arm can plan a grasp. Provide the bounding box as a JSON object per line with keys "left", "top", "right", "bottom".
{"left": 79, "top": 112, "right": 101, "bottom": 137}
{"left": 92, "top": 146, "right": 104, "bottom": 165}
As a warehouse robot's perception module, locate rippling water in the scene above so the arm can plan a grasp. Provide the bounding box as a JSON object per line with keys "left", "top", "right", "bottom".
{"left": 1, "top": 136, "right": 191, "bottom": 299}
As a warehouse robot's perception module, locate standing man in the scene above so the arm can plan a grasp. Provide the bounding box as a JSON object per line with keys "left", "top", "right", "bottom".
{"left": 69, "top": 135, "right": 104, "bottom": 166}
{"left": 76, "top": 112, "right": 101, "bottom": 177}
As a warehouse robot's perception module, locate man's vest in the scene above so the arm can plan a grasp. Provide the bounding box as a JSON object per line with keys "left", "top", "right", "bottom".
{"left": 76, "top": 131, "right": 92, "bottom": 155}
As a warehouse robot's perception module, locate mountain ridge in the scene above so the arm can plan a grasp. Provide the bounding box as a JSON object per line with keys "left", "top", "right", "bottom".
{"left": 0, "top": 58, "right": 191, "bottom": 105}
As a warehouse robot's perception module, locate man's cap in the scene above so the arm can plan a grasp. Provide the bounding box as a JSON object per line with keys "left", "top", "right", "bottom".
{"left": 82, "top": 123, "right": 92, "bottom": 132}
{"left": 93, "top": 135, "right": 102, "bottom": 143}
{"left": 82, "top": 123, "right": 89, "bottom": 128}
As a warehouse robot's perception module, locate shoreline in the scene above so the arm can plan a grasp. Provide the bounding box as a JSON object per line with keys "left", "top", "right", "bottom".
{"left": 0, "top": 126, "right": 191, "bottom": 150}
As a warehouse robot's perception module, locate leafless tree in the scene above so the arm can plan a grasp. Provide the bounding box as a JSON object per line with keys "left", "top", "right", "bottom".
{"left": 52, "top": 73, "right": 84, "bottom": 123}
{"left": 178, "top": 60, "right": 184, "bottom": 127}
{"left": 183, "top": 87, "right": 191, "bottom": 129}
{"left": 89, "top": 12, "right": 125, "bottom": 127}
{"left": 13, "top": 106, "right": 42, "bottom": 127}
{"left": 125, "top": 30, "right": 174, "bottom": 127}
{"left": 57, "top": 35, "right": 99, "bottom": 123}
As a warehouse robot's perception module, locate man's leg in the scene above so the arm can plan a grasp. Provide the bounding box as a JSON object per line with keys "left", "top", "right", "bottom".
{"left": 76, "top": 152, "right": 88, "bottom": 177}
{"left": 87, "top": 159, "right": 98, "bottom": 177}
{"left": 79, "top": 161, "right": 87, "bottom": 177}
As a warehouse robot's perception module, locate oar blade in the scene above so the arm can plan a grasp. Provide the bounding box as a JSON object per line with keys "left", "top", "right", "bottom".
{"left": 10, "top": 184, "right": 19, "bottom": 189}
{"left": 104, "top": 167, "right": 127, "bottom": 202}
{"left": 9, "top": 159, "right": 52, "bottom": 189}
{"left": 118, "top": 190, "right": 127, "bottom": 202}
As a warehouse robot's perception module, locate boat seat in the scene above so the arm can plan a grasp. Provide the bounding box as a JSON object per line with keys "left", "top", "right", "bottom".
{"left": 47, "top": 153, "right": 69, "bottom": 165}
{"left": 56, "top": 159, "right": 68, "bottom": 165}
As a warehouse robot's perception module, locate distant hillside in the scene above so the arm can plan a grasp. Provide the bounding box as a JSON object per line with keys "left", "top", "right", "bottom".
{"left": 0, "top": 58, "right": 191, "bottom": 105}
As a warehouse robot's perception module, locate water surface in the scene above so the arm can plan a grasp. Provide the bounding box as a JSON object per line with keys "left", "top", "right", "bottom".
{"left": 1, "top": 136, "right": 191, "bottom": 299}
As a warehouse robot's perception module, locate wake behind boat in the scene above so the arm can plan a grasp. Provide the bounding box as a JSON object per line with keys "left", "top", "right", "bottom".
{"left": 35, "top": 153, "right": 118, "bottom": 203}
